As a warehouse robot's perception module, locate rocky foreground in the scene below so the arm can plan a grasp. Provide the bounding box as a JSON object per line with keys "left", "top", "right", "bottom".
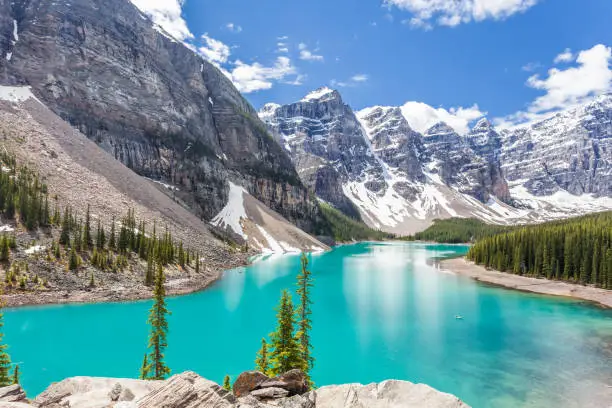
{"left": 0, "top": 369, "right": 469, "bottom": 408}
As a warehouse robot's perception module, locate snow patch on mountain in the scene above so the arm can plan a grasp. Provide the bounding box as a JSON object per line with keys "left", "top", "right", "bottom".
{"left": 0, "top": 86, "right": 41, "bottom": 104}
{"left": 301, "top": 87, "right": 336, "bottom": 102}
{"left": 210, "top": 181, "right": 248, "bottom": 239}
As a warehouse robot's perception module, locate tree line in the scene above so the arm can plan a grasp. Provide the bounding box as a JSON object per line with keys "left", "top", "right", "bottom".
{"left": 0, "top": 149, "right": 201, "bottom": 285}
{"left": 319, "top": 202, "right": 392, "bottom": 242}
{"left": 467, "top": 212, "right": 612, "bottom": 288}
{"left": 400, "top": 217, "right": 513, "bottom": 243}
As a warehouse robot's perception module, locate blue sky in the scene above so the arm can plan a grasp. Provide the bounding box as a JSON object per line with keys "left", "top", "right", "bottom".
{"left": 131, "top": 0, "right": 612, "bottom": 131}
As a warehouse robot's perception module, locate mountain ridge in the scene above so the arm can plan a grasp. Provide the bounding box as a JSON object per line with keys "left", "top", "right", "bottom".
{"left": 260, "top": 89, "right": 612, "bottom": 234}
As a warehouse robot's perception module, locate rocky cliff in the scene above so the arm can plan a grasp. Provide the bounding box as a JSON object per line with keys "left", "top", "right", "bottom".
{"left": 0, "top": 0, "right": 327, "bottom": 236}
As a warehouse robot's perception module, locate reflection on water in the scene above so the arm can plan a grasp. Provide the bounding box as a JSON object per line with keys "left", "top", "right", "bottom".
{"left": 4, "top": 242, "right": 612, "bottom": 408}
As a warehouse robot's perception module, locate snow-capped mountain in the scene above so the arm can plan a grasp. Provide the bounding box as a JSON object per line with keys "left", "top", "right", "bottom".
{"left": 260, "top": 90, "right": 612, "bottom": 234}
{"left": 500, "top": 94, "right": 612, "bottom": 198}
{"left": 262, "top": 87, "right": 386, "bottom": 219}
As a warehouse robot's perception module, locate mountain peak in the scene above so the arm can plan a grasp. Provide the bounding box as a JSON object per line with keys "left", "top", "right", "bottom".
{"left": 472, "top": 118, "right": 492, "bottom": 131}
{"left": 425, "top": 122, "right": 456, "bottom": 136}
{"left": 301, "top": 87, "right": 339, "bottom": 103}
{"left": 258, "top": 103, "right": 280, "bottom": 120}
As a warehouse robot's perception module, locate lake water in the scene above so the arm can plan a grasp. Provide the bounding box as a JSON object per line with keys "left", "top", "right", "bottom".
{"left": 5, "top": 242, "right": 612, "bottom": 407}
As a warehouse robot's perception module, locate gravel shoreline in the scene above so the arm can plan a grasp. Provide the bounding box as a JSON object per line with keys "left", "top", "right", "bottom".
{"left": 3, "top": 273, "right": 225, "bottom": 309}
{"left": 439, "top": 257, "right": 612, "bottom": 308}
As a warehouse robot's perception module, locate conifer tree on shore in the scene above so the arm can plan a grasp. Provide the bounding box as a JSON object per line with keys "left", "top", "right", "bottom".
{"left": 296, "top": 254, "right": 314, "bottom": 384}
{"left": 139, "top": 353, "right": 149, "bottom": 380}
{"left": 268, "top": 290, "right": 303, "bottom": 377}
{"left": 0, "top": 291, "right": 12, "bottom": 386}
{"left": 255, "top": 338, "right": 269, "bottom": 375}
{"left": 223, "top": 375, "right": 231, "bottom": 391}
{"left": 144, "top": 263, "right": 171, "bottom": 380}
{"left": 12, "top": 364, "right": 19, "bottom": 385}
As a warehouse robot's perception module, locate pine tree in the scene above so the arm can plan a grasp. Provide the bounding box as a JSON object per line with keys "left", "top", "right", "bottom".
{"left": 59, "top": 207, "right": 71, "bottom": 245}
{"left": 0, "top": 237, "right": 9, "bottom": 262}
{"left": 145, "top": 252, "right": 155, "bottom": 286}
{"left": 268, "top": 290, "right": 303, "bottom": 377}
{"left": 139, "top": 353, "right": 149, "bottom": 380}
{"left": 195, "top": 253, "right": 200, "bottom": 274}
{"left": 0, "top": 291, "right": 12, "bottom": 387}
{"left": 12, "top": 364, "right": 19, "bottom": 385}
{"left": 145, "top": 263, "right": 171, "bottom": 380}
{"left": 542, "top": 244, "right": 552, "bottom": 279}
{"left": 255, "top": 338, "right": 269, "bottom": 375}
{"left": 223, "top": 375, "right": 231, "bottom": 391}
{"left": 109, "top": 217, "right": 116, "bottom": 250}
{"left": 69, "top": 247, "right": 79, "bottom": 271}
{"left": 296, "top": 254, "right": 314, "bottom": 384}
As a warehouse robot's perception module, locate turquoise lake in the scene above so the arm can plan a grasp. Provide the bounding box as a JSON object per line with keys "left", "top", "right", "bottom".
{"left": 5, "top": 242, "right": 612, "bottom": 407}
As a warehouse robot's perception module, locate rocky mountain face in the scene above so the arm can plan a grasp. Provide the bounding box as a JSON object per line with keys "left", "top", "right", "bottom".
{"left": 499, "top": 94, "right": 612, "bottom": 199}
{"left": 421, "top": 121, "right": 509, "bottom": 202}
{"left": 0, "top": 0, "right": 326, "bottom": 236}
{"left": 261, "top": 91, "right": 612, "bottom": 234}
{"left": 262, "top": 88, "right": 386, "bottom": 219}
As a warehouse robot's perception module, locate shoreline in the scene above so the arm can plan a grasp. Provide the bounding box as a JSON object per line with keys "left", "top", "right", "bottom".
{"left": 439, "top": 257, "right": 612, "bottom": 309}
{"left": 3, "top": 245, "right": 333, "bottom": 309}
{"left": 3, "top": 271, "right": 225, "bottom": 309}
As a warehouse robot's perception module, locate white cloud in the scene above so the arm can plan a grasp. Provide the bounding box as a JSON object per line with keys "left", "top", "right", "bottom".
{"left": 299, "top": 43, "right": 324, "bottom": 62}
{"left": 496, "top": 44, "right": 612, "bottom": 127}
{"left": 130, "top": 3, "right": 302, "bottom": 94}
{"left": 386, "top": 0, "right": 539, "bottom": 28}
{"left": 198, "top": 34, "right": 231, "bottom": 65}
{"left": 231, "top": 57, "right": 298, "bottom": 93}
{"left": 226, "top": 23, "right": 242, "bottom": 33}
{"left": 331, "top": 74, "right": 370, "bottom": 88}
{"left": 521, "top": 62, "right": 541, "bottom": 72}
{"left": 553, "top": 48, "right": 573, "bottom": 64}
{"left": 276, "top": 41, "right": 289, "bottom": 53}
{"left": 129, "top": 0, "right": 193, "bottom": 41}
{"left": 351, "top": 74, "right": 369, "bottom": 82}
{"left": 400, "top": 101, "right": 486, "bottom": 134}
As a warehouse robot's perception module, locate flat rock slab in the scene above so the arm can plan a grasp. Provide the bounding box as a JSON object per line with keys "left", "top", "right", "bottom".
{"left": 315, "top": 380, "right": 469, "bottom": 408}
{"left": 250, "top": 387, "right": 290, "bottom": 399}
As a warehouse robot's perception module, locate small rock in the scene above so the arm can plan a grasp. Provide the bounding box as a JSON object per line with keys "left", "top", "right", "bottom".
{"left": 272, "top": 370, "right": 308, "bottom": 396}
{"left": 108, "top": 383, "right": 122, "bottom": 401}
{"left": 119, "top": 387, "right": 135, "bottom": 401}
{"left": 232, "top": 371, "right": 269, "bottom": 398}
{"left": 250, "top": 387, "right": 289, "bottom": 400}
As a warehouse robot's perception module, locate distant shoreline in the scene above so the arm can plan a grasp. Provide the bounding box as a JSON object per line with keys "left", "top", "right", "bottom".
{"left": 439, "top": 257, "right": 612, "bottom": 309}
